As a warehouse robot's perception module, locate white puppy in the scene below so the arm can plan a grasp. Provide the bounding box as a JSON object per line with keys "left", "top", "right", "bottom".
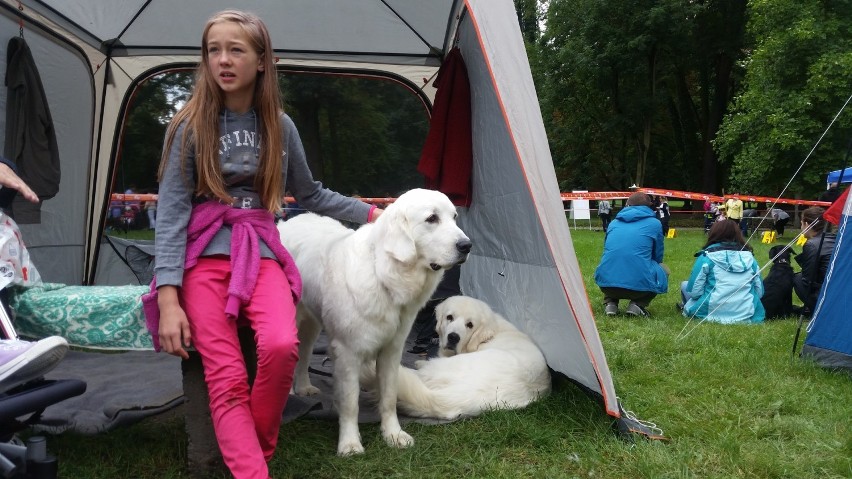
{"left": 278, "top": 188, "right": 471, "bottom": 456}
{"left": 393, "top": 296, "right": 551, "bottom": 420}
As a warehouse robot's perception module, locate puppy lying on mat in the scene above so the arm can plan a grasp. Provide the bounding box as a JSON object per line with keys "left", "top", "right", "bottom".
{"left": 365, "top": 296, "right": 551, "bottom": 420}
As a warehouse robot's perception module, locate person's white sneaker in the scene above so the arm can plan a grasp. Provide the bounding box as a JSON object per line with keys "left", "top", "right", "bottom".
{"left": 604, "top": 302, "right": 618, "bottom": 316}
{"left": 0, "top": 336, "right": 69, "bottom": 393}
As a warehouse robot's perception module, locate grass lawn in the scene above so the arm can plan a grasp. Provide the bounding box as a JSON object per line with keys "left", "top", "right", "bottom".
{"left": 45, "top": 228, "right": 850, "bottom": 478}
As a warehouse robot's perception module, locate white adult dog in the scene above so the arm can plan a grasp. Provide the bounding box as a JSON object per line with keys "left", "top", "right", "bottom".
{"left": 278, "top": 188, "right": 471, "bottom": 456}
{"left": 393, "top": 296, "right": 551, "bottom": 420}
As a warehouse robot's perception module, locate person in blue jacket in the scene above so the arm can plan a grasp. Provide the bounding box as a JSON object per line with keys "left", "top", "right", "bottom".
{"left": 679, "top": 220, "right": 765, "bottom": 323}
{"left": 594, "top": 192, "right": 669, "bottom": 317}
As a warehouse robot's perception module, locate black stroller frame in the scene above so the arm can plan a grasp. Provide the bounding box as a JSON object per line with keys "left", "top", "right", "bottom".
{"left": 0, "top": 295, "right": 86, "bottom": 478}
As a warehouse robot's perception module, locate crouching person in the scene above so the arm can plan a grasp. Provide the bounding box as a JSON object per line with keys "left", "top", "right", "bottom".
{"left": 594, "top": 192, "right": 669, "bottom": 317}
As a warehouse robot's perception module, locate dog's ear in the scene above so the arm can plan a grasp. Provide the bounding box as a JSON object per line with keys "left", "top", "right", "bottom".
{"left": 381, "top": 205, "right": 417, "bottom": 264}
{"left": 465, "top": 320, "right": 496, "bottom": 353}
{"left": 434, "top": 301, "right": 448, "bottom": 337}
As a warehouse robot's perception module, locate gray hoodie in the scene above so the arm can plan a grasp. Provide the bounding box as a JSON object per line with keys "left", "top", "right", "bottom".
{"left": 154, "top": 110, "right": 371, "bottom": 287}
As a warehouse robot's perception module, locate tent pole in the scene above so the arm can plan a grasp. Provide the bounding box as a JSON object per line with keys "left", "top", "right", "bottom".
{"left": 85, "top": 54, "right": 113, "bottom": 284}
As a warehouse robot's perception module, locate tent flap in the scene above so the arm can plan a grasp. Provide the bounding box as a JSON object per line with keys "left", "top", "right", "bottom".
{"left": 805, "top": 184, "right": 852, "bottom": 372}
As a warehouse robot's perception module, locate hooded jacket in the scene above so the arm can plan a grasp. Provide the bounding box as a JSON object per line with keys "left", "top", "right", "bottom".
{"left": 794, "top": 232, "right": 837, "bottom": 308}
{"left": 594, "top": 205, "right": 668, "bottom": 294}
{"left": 682, "top": 242, "right": 765, "bottom": 323}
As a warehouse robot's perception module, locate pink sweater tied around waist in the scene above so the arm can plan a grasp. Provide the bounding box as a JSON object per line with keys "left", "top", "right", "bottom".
{"left": 142, "top": 200, "right": 302, "bottom": 351}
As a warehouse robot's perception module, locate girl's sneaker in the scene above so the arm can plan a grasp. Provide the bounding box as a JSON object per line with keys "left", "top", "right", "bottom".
{"left": 0, "top": 336, "right": 69, "bottom": 394}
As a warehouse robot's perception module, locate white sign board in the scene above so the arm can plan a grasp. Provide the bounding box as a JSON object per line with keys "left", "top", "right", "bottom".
{"left": 570, "top": 191, "right": 591, "bottom": 220}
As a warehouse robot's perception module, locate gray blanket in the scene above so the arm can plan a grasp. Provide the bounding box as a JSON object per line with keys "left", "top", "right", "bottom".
{"left": 37, "top": 350, "right": 184, "bottom": 434}
{"left": 34, "top": 330, "right": 444, "bottom": 434}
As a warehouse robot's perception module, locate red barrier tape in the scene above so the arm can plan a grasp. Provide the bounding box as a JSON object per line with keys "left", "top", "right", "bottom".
{"left": 109, "top": 194, "right": 396, "bottom": 205}
{"left": 111, "top": 188, "right": 830, "bottom": 208}
{"left": 561, "top": 188, "right": 831, "bottom": 207}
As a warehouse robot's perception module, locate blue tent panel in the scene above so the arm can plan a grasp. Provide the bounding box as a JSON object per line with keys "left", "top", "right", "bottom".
{"left": 803, "top": 207, "right": 852, "bottom": 371}
{"left": 826, "top": 167, "right": 852, "bottom": 185}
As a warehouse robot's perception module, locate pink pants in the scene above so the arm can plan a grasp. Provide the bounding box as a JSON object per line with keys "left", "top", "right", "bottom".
{"left": 181, "top": 257, "right": 299, "bottom": 479}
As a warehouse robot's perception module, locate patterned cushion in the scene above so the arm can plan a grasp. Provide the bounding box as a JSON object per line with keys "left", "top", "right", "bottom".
{"left": 9, "top": 283, "right": 152, "bottom": 350}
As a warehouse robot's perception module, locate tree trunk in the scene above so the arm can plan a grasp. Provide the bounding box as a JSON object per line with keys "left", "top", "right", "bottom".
{"left": 296, "top": 97, "right": 323, "bottom": 180}
{"left": 700, "top": 52, "right": 732, "bottom": 194}
{"left": 636, "top": 44, "right": 658, "bottom": 186}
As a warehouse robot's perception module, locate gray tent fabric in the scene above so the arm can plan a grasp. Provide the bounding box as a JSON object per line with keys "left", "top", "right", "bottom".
{"left": 0, "top": 11, "right": 90, "bottom": 285}
{"left": 0, "top": 0, "right": 634, "bottom": 426}
{"left": 19, "top": 0, "right": 451, "bottom": 63}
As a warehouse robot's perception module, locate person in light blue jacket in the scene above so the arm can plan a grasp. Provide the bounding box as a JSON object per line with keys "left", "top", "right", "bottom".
{"left": 680, "top": 220, "right": 765, "bottom": 323}
{"left": 594, "top": 192, "right": 669, "bottom": 317}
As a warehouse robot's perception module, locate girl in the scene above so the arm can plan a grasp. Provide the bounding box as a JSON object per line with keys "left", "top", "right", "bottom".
{"left": 152, "top": 10, "right": 379, "bottom": 478}
{"left": 679, "top": 220, "right": 765, "bottom": 323}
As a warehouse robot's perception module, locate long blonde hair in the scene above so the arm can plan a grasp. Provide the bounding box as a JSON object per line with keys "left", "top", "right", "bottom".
{"left": 158, "top": 10, "right": 283, "bottom": 213}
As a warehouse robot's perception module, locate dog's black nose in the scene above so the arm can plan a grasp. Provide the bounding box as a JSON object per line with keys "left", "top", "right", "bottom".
{"left": 456, "top": 239, "right": 472, "bottom": 254}
{"left": 446, "top": 332, "right": 460, "bottom": 347}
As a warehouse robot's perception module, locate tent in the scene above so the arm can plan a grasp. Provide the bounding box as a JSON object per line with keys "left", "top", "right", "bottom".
{"left": 827, "top": 167, "right": 852, "bottom": 185}
{"left": 0, "top": 0, "right": 651, "bottom": 433}
{"left": 803, "top": 188, "right": 852, "bottom": 372}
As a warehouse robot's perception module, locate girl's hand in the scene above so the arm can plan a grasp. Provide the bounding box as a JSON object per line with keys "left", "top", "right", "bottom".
{"left": 0, "top": 163, "right": 38, "bottom": 203}
{"left": 157, "top": 286, "right": 191, "bottom": 359}
{"left": 370, "top": 208, "right": 384, "bottom": 222}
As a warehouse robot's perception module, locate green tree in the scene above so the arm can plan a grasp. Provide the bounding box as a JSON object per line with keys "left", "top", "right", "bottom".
{"left": 119, "top": 72, "right": 192, "bottom": 193}
{"left": 530, "top": 0, "right": 746, "bottom": 195}
{"left": 514, "top": 0, "right": 541, "bottom": 44}
{"left": 282, "top": 74, "right": 428, "bottom": 197}
{"left": 671, "top": 1, "right": 746, "bottom": 194}
{"left": 715, "top": 0, "right": 852, "bottom": 197}
{"left": 119, "top": 71, "right": 428, "bottom": 199}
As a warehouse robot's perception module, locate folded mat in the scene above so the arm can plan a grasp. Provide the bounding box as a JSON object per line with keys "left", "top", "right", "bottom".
{"left": 10, "top": 283, "right": 152, "bottom": 350}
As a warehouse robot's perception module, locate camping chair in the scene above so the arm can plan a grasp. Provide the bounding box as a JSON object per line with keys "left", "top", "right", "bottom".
{"left": 124, "top": 245, "right": 155, "bottom": 285}
{"left": 0, "top": 295, "right": 86, "bottom": 479}
{"left": 102, "top": 236, "right": 155, "bottom": 286}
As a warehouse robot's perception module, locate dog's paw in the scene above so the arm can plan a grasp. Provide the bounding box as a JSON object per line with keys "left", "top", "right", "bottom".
{"left": 383, "top": 429, "right": 414, "bottom": 449}
{"left": 337, "top": 439, "right": 365, "bottom": 456}
{"left": 293, "top": 384, "right": 321, "bottom": 396}
{"left": 414, "top": 359, "right": 429, "bottom": 369}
